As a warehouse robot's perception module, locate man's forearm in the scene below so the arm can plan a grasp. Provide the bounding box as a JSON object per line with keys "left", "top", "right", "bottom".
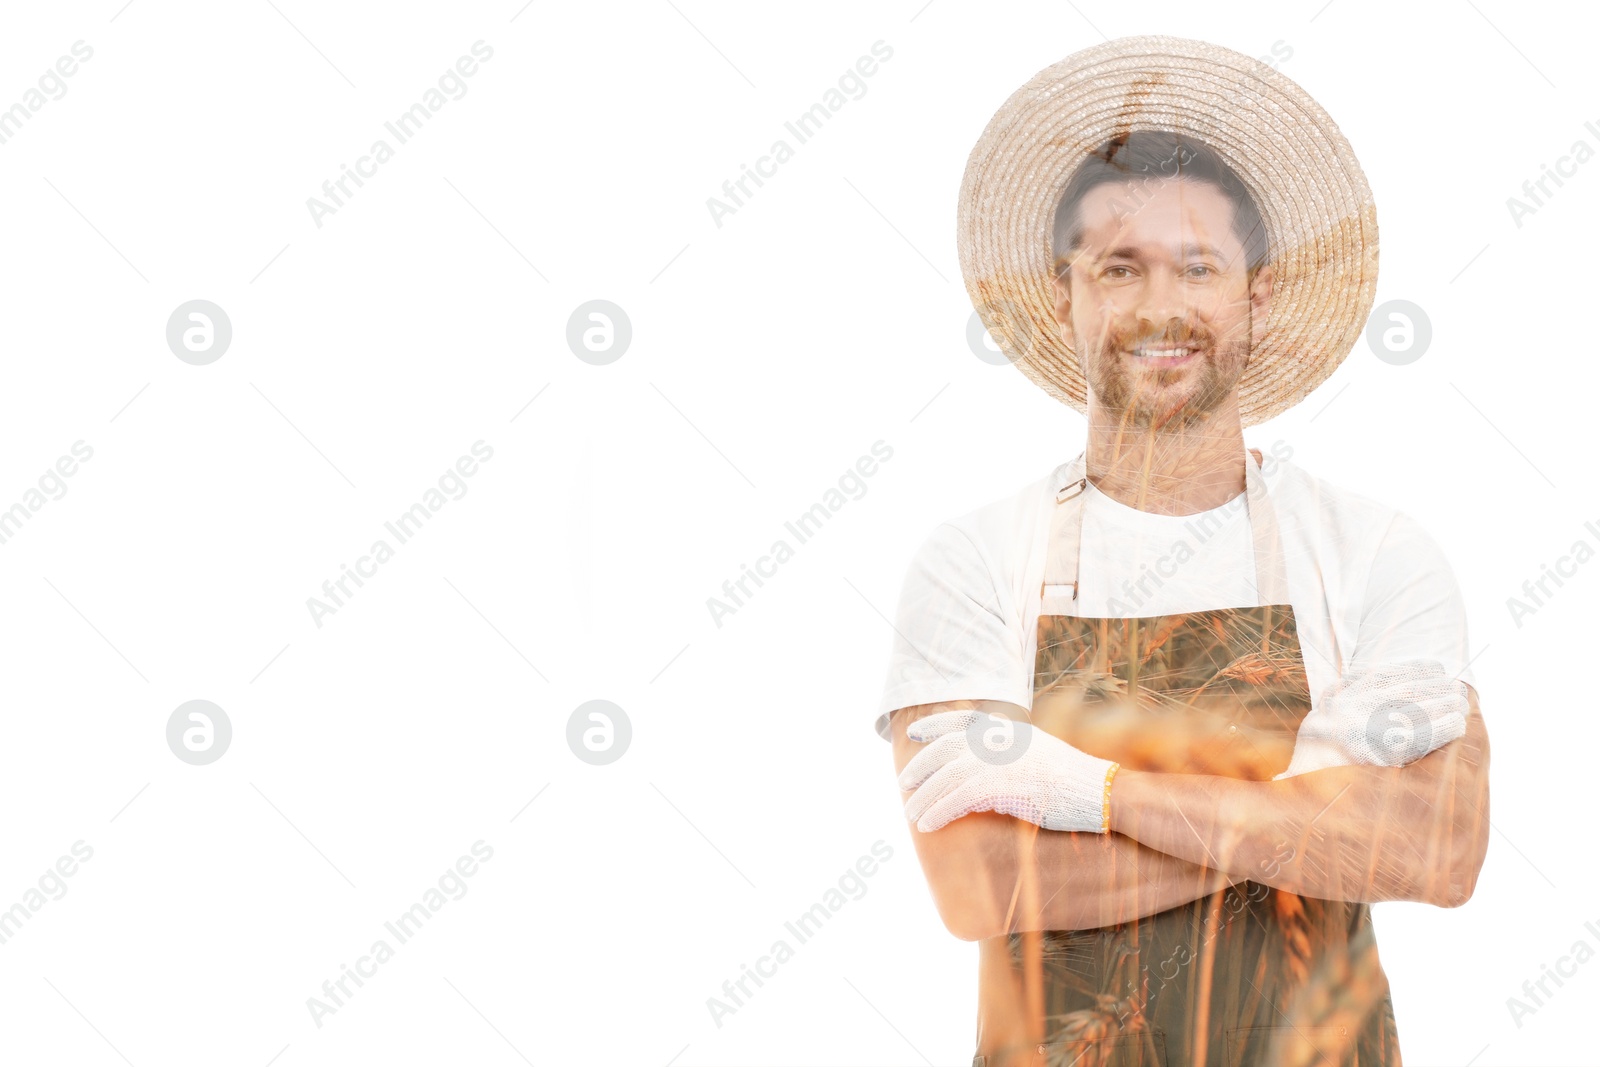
{"left": 919, "top": 810, "right": 1242, "bottom": 939}
{"left": 1106, "top": 706, "right": 1490, "bottom": 906}
{"left": 894, "top": 702, "right": 1243, "bottom": 939}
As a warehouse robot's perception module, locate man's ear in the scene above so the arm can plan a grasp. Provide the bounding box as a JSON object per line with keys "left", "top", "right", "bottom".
{"left": 1050, "top": 271, "right": 1073, "bottom": 339}
{"left": 1248, "top": 264, "right": 1274, "bottom": 350}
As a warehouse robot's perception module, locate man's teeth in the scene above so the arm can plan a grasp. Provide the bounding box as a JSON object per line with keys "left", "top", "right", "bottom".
{"left": 1131, "top": 346, "right": 1195, "bottom": 358}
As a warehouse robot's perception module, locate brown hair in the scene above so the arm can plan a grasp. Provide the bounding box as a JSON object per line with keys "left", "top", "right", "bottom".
{"left": 1051, "top": 130, "right": 1271, "bottom": 282}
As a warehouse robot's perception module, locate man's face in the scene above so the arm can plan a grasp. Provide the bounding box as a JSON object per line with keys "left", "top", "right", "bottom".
{"left": 1052, "top": 177, "right": 1272, "bottom": 430}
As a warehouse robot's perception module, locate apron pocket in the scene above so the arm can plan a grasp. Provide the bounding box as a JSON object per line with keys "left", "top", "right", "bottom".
{"left": 1225, "top": 1025, "right": 1351, "bottom": 1066}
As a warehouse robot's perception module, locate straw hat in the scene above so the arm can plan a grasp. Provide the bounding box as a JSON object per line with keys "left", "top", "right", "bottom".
{"left": 958, "top": 35, "right": 1378, "bottom": 426}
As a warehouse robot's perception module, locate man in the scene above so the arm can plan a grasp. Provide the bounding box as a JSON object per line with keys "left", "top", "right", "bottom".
{"left": 877, "top": 36, "right": 1489, "bottom": 1067}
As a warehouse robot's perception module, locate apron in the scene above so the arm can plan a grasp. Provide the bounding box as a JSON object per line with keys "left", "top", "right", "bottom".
{"left": 970, "top": 449, "right": 1402, "bottom": 1067}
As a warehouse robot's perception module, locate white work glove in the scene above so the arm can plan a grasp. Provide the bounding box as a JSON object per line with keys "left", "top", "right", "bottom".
{"left": 899, "top": 710, "right": 1119, "bottom": 833}
{"left": 1275, "top": 659, "right": 1469, "bottom": 778}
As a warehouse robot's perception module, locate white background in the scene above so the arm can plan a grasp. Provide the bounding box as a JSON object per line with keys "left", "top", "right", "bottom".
{"left": 0, "top": 1, "right": 1593, "bottom": 1064}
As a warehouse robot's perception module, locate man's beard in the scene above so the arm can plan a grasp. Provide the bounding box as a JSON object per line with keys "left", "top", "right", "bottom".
{"left": 1080, "top": 317, "right": 1251, "bottom": 431}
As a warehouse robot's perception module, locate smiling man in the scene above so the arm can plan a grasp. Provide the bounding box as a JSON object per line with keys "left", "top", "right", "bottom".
{"left": 877, "top": 37, "right": 1489, "bottom": 1067}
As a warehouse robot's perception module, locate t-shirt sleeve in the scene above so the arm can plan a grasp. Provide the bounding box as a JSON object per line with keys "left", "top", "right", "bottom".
{"left": 1279, "top": 509, "right": 1477, "bottom": 778}
{"left": 1346, "top": 511, "right": 1477, "bottom": 692}
{"left": 874, "top": 522, "right": 1030, "bottom": 741}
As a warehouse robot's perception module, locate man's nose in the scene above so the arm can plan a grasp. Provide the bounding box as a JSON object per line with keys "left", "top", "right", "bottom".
{"left": 1136, "top": 268, "right": 1191, "bottom": 334}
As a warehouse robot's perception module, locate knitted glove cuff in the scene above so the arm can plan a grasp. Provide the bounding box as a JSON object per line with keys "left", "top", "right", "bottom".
{"left": 1040, "top": 755, "right": 1120, "bottom": 833}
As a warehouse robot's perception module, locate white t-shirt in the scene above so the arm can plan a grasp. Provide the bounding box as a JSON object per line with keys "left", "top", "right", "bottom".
{"left": 875, "top": 451, "right": 1477, "bottom": 774}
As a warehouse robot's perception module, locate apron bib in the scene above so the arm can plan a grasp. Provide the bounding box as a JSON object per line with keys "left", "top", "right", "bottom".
{"left": 972, "top": 450, "right": 1402, "bottom": 1067}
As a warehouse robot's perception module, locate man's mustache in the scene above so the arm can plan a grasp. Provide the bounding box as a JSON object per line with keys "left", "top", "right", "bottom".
{"left": 1102, "top": 322, "right": 1216, "bottom": 350}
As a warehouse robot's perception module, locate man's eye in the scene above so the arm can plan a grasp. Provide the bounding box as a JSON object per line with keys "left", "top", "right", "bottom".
{"left": 1104, "top": 266, "right": 1134, "bottom": 279}
{"left": 1186, "top": 265, "right": 1216, "bottom": 278}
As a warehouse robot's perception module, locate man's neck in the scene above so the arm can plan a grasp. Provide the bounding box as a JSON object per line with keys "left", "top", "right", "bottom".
{"left": 1082, "top": 398, "right": 1249, "bottom": 516}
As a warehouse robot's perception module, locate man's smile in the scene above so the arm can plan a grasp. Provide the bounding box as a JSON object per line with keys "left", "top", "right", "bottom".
{"left": 1124, "top": 343, "right": 1203, "bottom": 368}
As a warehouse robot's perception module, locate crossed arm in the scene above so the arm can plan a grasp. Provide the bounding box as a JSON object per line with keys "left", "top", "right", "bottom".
{"left": 891, "top": 689, "right": 1490, "bottom": 942}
